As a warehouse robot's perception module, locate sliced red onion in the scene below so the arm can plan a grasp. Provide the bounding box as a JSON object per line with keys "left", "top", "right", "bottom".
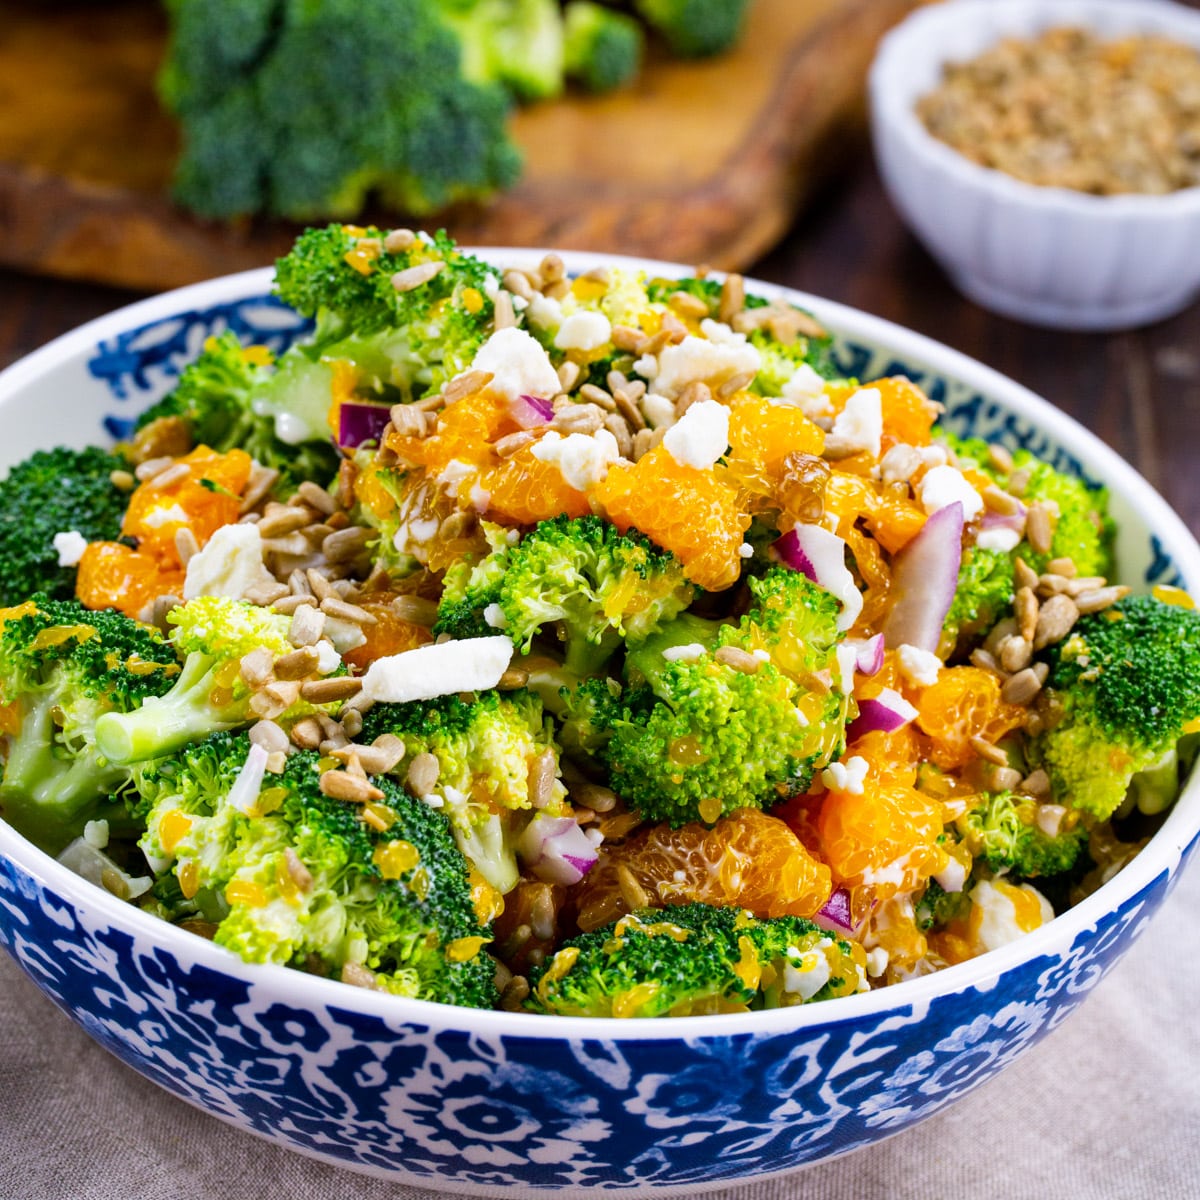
{"left": 338, "top": 400, "right": 393, "bottom": 449}
{"left": 882, "top": 501, "right": 964, "bottom": 652}
{"left": 508, "top": 393, "right": 555, "bottom": 429}
{"left": 517, "top": 814, "right": 598, "bottom": 886}
{"left": 847, "top": 687, "right": 919, "bottom": 742}
{"left": 979, "top": 502, "right": 1025, "bottom": 534}
{"left": 846, "top": 633, "right": 885, "bottom": 676}
{"left": 773, "top": 525, "right": 863, "bottom": 632}
{"left": 813, "top": 887, "right": 856, "bottom": 936}
{"left": 228, "top": 743, "right": 269, "bottom": 815}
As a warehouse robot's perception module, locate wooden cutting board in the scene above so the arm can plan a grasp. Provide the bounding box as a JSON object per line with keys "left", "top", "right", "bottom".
{"left": 0, "top": 0, "right": 918, "bottom": 291}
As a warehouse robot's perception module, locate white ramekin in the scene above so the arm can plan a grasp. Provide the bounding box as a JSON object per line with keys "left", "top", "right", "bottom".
{"left": 869, "top": 0, "right": 1200, "bottom": 331}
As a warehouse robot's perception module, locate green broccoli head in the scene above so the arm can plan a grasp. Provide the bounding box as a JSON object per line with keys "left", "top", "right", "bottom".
{"left": 526, "top": 903, "right": 864, "bottom": 1017}
{"left": 563, "top": 1, "right": 644, "bottom": 92}
{"left": 269, "top": 225, "right": 501, "bottom": 425}
{"left": 161, "top": 0, "right": 521, "bottom": 222}
{"left": 956, "top": 791, "right": 1088, "bottom": 878}
{"left": 634, "top": 0, "right": 751, "bottom": 58}
{"left": 942, "top": 546, "right": 1015, "bottom": 651}
{"left": 1033, "top": 595, "right": 1200, "bottom": 819}
{"left": 557, "top": 674, "right": 624, "bottom": 757}
{"left": 134, "top": 731, "right": 495, "bottom": 1007}
{"left": 441, "top": 0, "right": 567, "bottom": 102}
{"left": 0, "top": 446, "right": 131, "bottom": 606}
{"left": 93, "top": 597, "right": 302, "bottom": 766}
{"left": 358, "top": 689, "right": 567, "bottom": 893}
{"left": 942, "top": 435, "right": 1113, "bottom": 577}
{"left": 434, "top": 516, "right": 696, "bottom": 675}
{"left": 0, "top": 598, "right": 179, "bottom": 852}
{"left": 133, "top": 332, "right": 339, "bottom": 495}
{"left": 605, "top": 574, "right": 849, "bottom": 826}
{"left": 913, "top": 877, "right": 971, "bottom": 932}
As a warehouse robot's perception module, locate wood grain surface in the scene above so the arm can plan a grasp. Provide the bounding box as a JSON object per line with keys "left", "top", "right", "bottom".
{"left": 0, "top": 0, "right": 917, "bottom": 289}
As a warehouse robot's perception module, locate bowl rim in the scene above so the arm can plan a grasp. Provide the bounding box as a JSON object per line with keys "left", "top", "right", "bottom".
{"left": 2, "top": 248, "right": 1198, "bottom": 1041}
{"left": 869, "top": 0, "right": 1200, "bottom": 217}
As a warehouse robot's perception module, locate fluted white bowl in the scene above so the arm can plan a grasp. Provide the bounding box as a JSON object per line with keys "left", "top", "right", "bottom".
{"left": 869, "top": 0, "right": 1200, "bottom": 330}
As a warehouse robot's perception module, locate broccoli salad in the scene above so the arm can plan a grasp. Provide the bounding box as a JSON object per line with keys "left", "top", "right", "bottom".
{"left": 2, "top": 225, "right": 1198, "bottom": 1019}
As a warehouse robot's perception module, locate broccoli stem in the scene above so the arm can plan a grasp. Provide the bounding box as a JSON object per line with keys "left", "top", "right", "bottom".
{"left": 94, "top": 656, "right": 239, "bottom": 766}
{"left": 0, "top": 693, "right": 124, "bottom": 852}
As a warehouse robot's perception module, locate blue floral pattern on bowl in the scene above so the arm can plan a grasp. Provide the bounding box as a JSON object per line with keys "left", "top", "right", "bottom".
{"left": 0, "top": 848, "right": 1186, "bottom": 1192}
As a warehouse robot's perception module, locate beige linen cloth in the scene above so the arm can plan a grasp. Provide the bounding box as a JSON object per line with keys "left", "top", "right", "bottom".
{"left": 3, "top": 866, "right": 1198, "bottom": 1200}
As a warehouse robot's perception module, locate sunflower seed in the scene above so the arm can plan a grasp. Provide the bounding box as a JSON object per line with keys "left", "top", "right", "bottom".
{"left": 391, "top": 261, "right": 444, "bottom": 292}
{"left": 301, "top": 676, "right": 363, "bottom": 703}
{"left": 1033, "top": 594, "right": 1079, "bottom": 650}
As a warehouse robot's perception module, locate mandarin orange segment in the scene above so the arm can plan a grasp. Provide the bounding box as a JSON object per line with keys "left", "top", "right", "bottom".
{"left": 595, "top": 446, "right": 749, "bottom": 591}
{"left": 122, "top": 446, "right": 250, "bottom": 556}
{"left": 386, "top": 388, "right": 513, "bottom": 474}
{"left": 342, "top": 595, "right": 433, "bottom": 670}
{"left": 849, "top": 728, "right": 920, "bottom": 787}
{"left": 817, "top": 780, "right": 946, "bottom": 900}
{"left": 482, "top": 444, "right": 592, "bottom": 526}
{"left": 727, "top": 396, "right": 825, "bottom": 477}
{"left": 574, "top": 808, "right": 831, "bottom": 932}
{"left": 866, "top": 491, "right": 927, "bottom": 555}
{"left": 76, "top": 542, "right": 183, "bottom": 620}
{"left": 915, "top": 666, "right": 1026, "bottom": 769}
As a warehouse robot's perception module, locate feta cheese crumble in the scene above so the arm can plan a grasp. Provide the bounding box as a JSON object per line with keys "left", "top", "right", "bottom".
{"left": 651, "top": 334, "right": 761, "bottom": 399}
{"left": 52, "top": 530, "right": 88, "bottom": 567}
{"left": 183, "top": 523, "right": 277, "bottom": 602}
{"left": 918, "top": 465, "right": 984, "bottom": 520}
{"left": 483, "top": 603, "right": 508, "bottom": 629}
{"left": 641, "top": 392, "right": 676, "bottom": 429}
{"left": 779, "top": 363, "right": 832, "bottom": 419}
{"left": 469, "top": 327, "right": 560, "bottom": 403}
{"left": 898, "top": 643, "right": 942, "bottom": 688}
{"left": 531, "top": 429, "right": 621, "bottom": 491}
{"left": 976, "top": 526, "right": 1022, "bottom": 552}
{"left": 362, "top": 636, "right": 514, "bottom": 704}
{"left": 829, "top": 386, "right": 883, "bottom": 458}
{"left": 555, "top": 310, "right": 612, "bottom": 353}
{"left": 662, "top": 643, "right": 707, "bottom": 663}
{"left": 822, "top": 755, "right": 869, "bottom": 795}
{"left": 662, "top": 399, "right": 730, "bottom": 470}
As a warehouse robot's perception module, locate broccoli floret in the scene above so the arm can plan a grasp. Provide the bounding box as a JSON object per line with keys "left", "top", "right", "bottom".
{"left": 942, "top": 546, "right": 1015, "bottom": 650}
{"left": 557, "top": 674, "right": 624, "bottom": 757}
{"left": 942, "top": 435, "right": 1113, "bottom": 577}
{"left": 441, "top": 0, "right": 567, "bottom": 101}
{"left": 134, "top": 732, "right": 495, "bottom": 1007}
{"left": 266, "top": 225, "right": 502, "bottom": 435}
{"left": 93, "top": 597, "right": 305, "bottom": 766}
{"left": 526, "top": 902, "right": 863, "bottom": 1017}
{"left": 0, "top": 598, "right": 179, "bottom": 852}
{"left": 634, "top": 0, "right": 751, "bottom": 58}
{"left": 1032, "top": 595, "right": 1200, "bottom": 820}
{"left": 160, "top": 0, "right": 521, "bottom": 221}
{"left": 913, "top": 878, "right": 970, "bottom": 932}
{"left": 0, "top": 447, "right": 131, "bottom": 606}
{"left": 956, "top": 791, "right": 1088, "bottom": 878}
{"left": 599, "top": 568, "right": 848, "bottom": 825}
{"left": 563, "top": 2, "right": 644, "bottom": 92}
{"left": 435, "top": 516, "right": 695, "bottom": 675}
{"left": 134, "top": 332, "right": 339, "bottom": 496}
{"left": 358, "top": 689, "right": 567, "bottom": 893}
{"left": 746, "top": 325, "right": 839, "bottom": 394}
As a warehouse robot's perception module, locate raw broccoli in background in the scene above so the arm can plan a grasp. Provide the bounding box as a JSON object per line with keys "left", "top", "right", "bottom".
{"left": 435, "top": 515, "right": 695, "bottom": 675}
{"left": 93, "top": 597, "right": 306, "bottom": 766}
{"left": 0, "top": 598, "right": 179, "bottom": 853}
{"left": 526, "top": 902, "right": 863, "bottom": 1017}
{"left": 358, "top": 689, "right": 567, "bottom": 893}
{"left": 160, "top": 0, "right": 522, "bottom": 221}
{"left": 1032, "top": 595, "right": 1200, "bottom": 820}
{"left": 576, "top": 567, "right": 850, "bottom": 826}
{"left": 441, "top": 0, "right": 567, "bottom": 101}
{"left": 563, "top": 1, "right": 644, "bottom": 92}
{"left": 631, "top": 0, "right": 751, "bottom": 58}
{"left": 134, "top": 731, "right": 496, "bottom": 1007}
{"left": 133, "top": 332, "right": 340, "bottom": 496}
{"left": 0, "top": 446, "right": 132, "bottom": 606}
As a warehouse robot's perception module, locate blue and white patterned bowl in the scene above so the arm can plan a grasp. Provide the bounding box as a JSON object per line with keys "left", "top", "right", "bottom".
{"left": 1, "top": 253, "right": 1198, "bottom": 1197}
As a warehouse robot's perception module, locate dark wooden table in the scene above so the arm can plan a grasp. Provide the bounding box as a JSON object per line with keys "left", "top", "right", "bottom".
{"left": 2, "top": 157, "right": 1197, "bottom": 539}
